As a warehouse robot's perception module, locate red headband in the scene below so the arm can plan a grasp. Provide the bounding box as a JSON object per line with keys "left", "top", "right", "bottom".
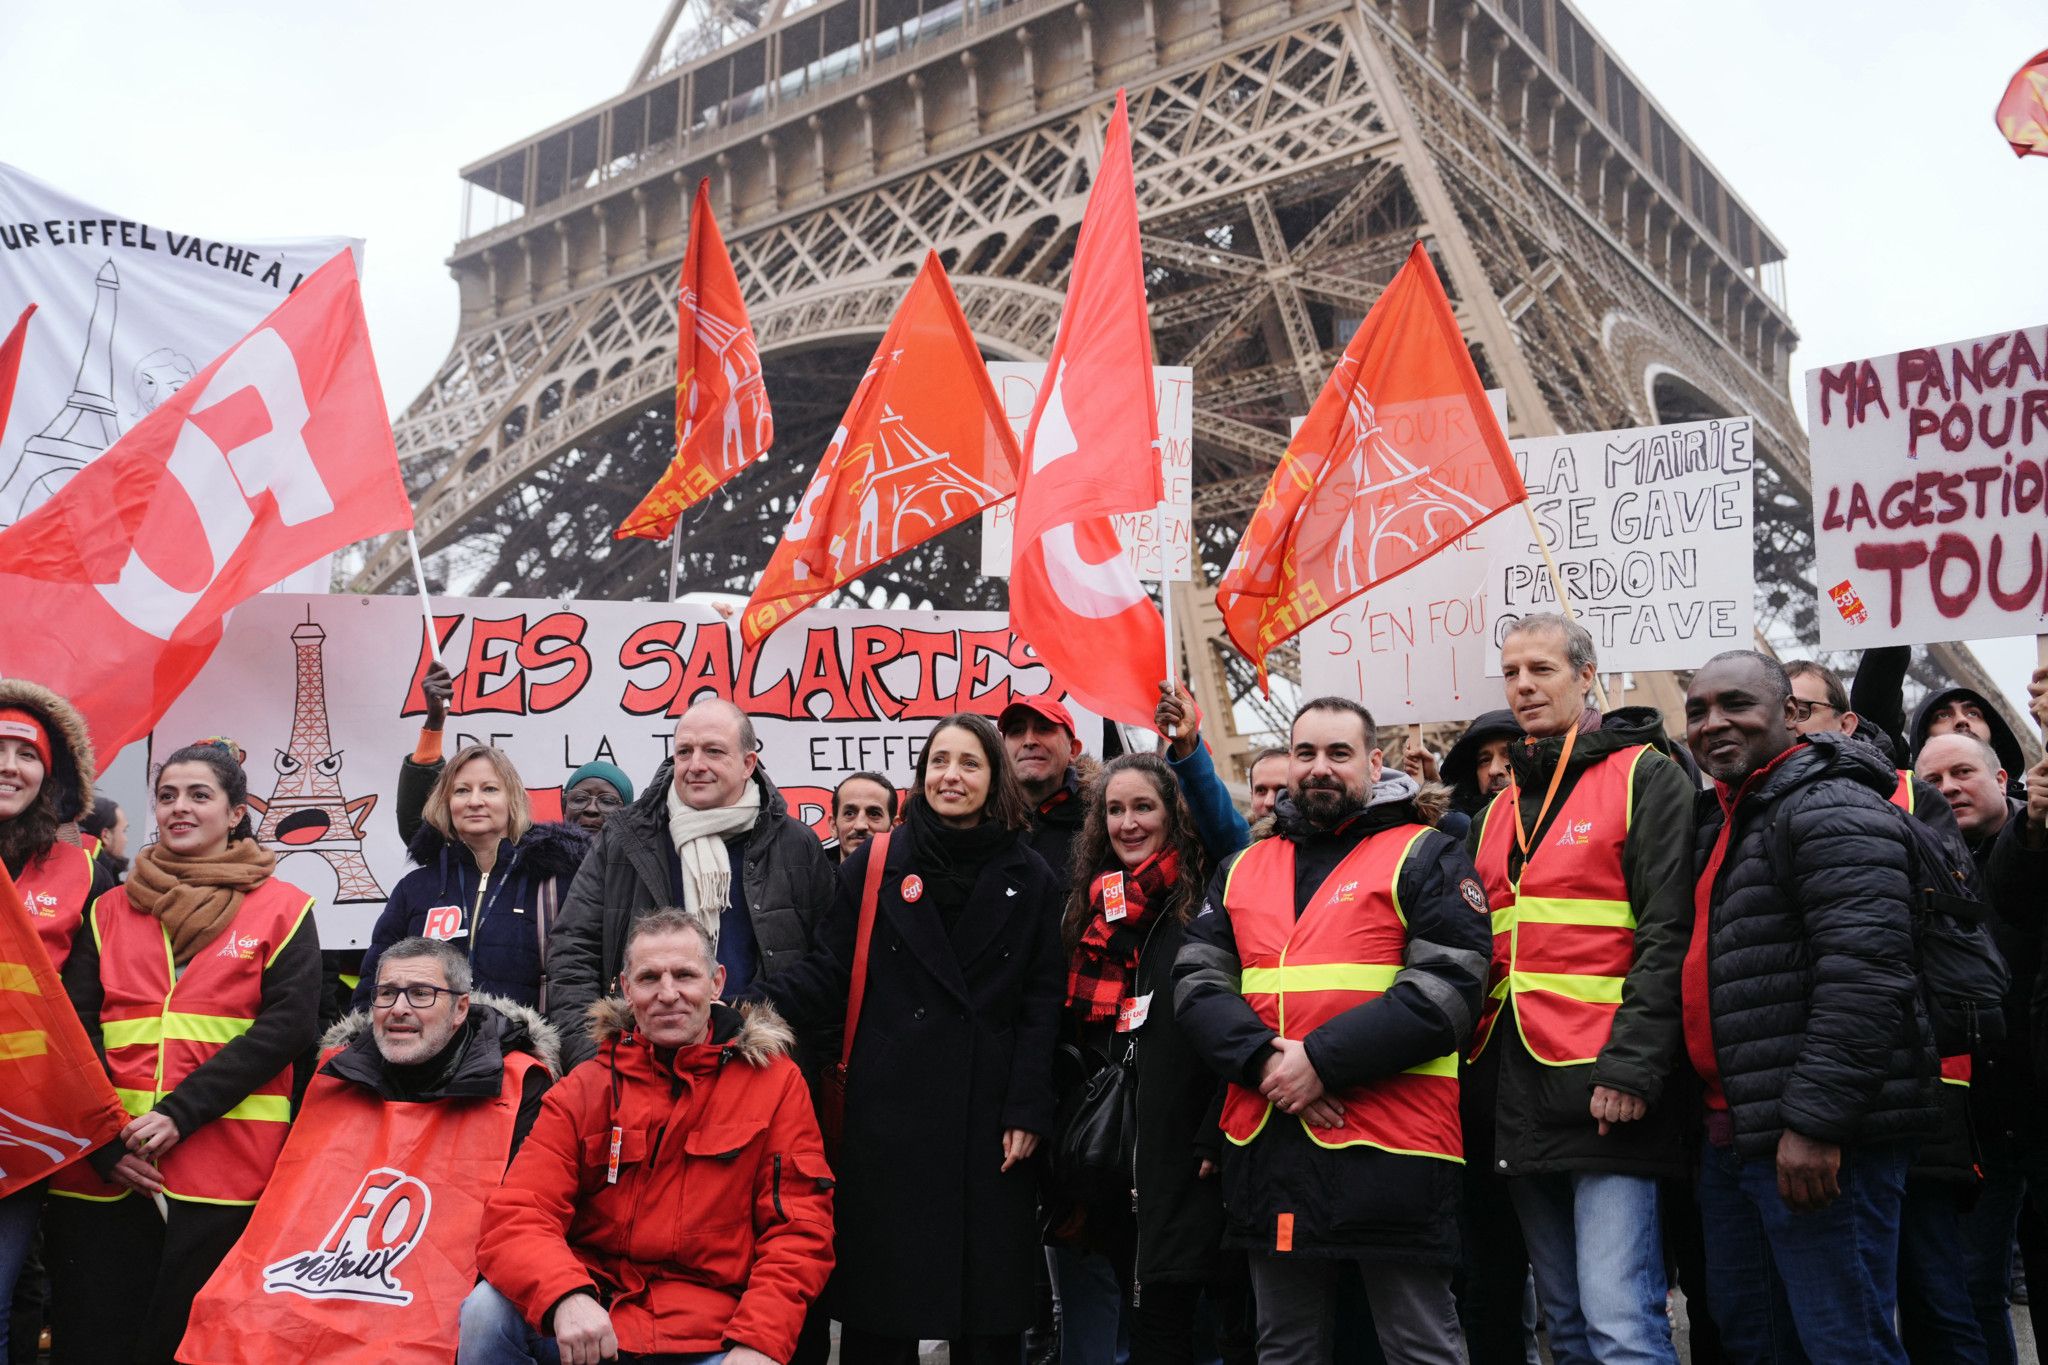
{"left": 0, "top": 709, "right": 52, "bottom": 770}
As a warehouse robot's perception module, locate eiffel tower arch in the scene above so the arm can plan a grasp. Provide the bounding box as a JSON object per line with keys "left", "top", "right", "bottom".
{"left": 348, "top": 0, "right": 2025, "bottom": 749}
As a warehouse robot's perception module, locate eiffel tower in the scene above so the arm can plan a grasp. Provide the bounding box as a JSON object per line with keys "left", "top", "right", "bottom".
{"left": 346, "top": 0, "right": 2024, "bottom": 764}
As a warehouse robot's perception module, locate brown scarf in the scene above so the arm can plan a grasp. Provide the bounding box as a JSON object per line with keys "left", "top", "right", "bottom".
{"left": 126, "top": 839, "right": 277, "bottom": 966}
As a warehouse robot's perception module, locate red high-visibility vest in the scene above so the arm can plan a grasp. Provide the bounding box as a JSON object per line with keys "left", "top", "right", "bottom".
{"left": 1217, "top": 826, "right": 1462, "bottom": 1162}
{"left": 1891, "top": 770, "right": 1914, "bottom": 814}
{"left": 177, "top": 1042, "right": 542, "bottom": 1364}
{"left": 50, "top": 878, "right": 312, "bottom": 1206}
{"left": 1470, "top": 746, "right": 1651, "bottom": 1065}
{"left": 15, "top": 841, "right": 92, "bottom": 973}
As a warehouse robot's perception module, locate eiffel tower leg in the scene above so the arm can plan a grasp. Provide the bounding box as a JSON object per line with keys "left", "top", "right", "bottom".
{"left": 324, "top": 850, "right": 386, "bottom": 903}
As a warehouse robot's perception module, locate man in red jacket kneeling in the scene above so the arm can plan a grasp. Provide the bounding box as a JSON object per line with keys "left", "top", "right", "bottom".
{"left": 460, "top": 907, "right": 835, "bottom": 1365}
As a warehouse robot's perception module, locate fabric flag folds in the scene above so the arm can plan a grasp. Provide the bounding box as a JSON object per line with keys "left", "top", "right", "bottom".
{"left": 740, "top": 251, "right": 1020, "bottom": 647}
{"left": 1217, "top": 242, "right": 1525, "bottom": 688}
{"left": 0, "top": 305, "right": 31, "bottom": 436}
{"left": 1998, "top": 49, "right": 2048, "bottom": 158}
{"left": 0, "top": 859, "right": 126, "bottom": 1200}
{"left": 617, "top": 180, "right": 772, "bottom": 540}
{"left": 1007, "top": 91, "right": 1167, "bottom": 728}
{"left": 0, "top": 249, "right": 414, "bottom": 756}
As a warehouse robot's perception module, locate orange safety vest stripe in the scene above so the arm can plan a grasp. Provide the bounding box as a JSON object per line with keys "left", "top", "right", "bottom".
{"left": 1891, "top": 771, "right": 1914, "bottom": 814}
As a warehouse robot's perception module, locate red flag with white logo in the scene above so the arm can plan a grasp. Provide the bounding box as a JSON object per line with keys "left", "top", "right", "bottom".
{"left": 0, "top": 304, "right": 31, "bottom": 436}
{"left": 1008, "top": 91, "right": 1167, "bottom": 728}
{"left": 0, "top": 250, "right": 412, "bottom": 755}
{"left": 0, "top": 859, "right": 126, "bottom": 1200}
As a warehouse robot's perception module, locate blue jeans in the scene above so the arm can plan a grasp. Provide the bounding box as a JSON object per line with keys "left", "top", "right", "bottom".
{"left": 1506, "top": 1171, "right": 1676, "bottom": 1365}
{"left": 1051, "top": 1245, "right": 1130, "bottom": 1365}
{"left": 0, "top": 1183, "right": 44, "bottom": 1359}
{"left": 1961, "top": 1147, "right": 2048, "bottom": 1365}
{"left": 1697, "top": 1139, "right": 1911, "bottom": 1365}
{"left": 457, "top": 1280, "right": 731, "bottom": 1365}
{"left": 1898, "top": 1181, "right": 1988, "bottom": 1363}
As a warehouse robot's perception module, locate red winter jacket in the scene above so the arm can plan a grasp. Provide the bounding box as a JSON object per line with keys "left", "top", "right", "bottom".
{"left": 476, "top": 998, "right": 834, "bottom": 1360}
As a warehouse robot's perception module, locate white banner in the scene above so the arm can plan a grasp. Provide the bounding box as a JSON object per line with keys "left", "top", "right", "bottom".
{"left": 152, "top": 596, "right": 1102, "bottom": 948}
{"left": 979, "top": 363, "right": 1194, "bottom": 581}
{"left": 1807, "top": 324, "right": 2048, "bottom": 647}
{"left": 0, "top": 163, "right": 358, "bottom": 529}
{"left": 1301, "top": 417, "right": 1755, "bottom": 723}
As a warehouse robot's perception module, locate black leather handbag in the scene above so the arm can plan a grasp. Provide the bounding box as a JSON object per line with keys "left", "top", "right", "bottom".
{"left": 1049, "top": 1038, "right": 1137, "bottom": 1210}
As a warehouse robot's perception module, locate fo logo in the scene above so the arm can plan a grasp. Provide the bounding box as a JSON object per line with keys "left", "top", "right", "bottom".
{"left": 262, "top": 1167, "right": 432, "bottom": 1305}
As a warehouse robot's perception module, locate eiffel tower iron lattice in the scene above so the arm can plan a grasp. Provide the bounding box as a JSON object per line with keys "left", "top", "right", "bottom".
{"left": 345, "top": 0, "right": 2028, "bottom": 764}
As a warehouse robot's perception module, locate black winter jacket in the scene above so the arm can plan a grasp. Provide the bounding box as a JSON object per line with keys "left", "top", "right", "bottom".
{"left": 1474, "top": 706, "right": 1698, "bottom": 1179}
{"left": 546, "top": 763, "right": 837, "bottom": 1069}
{"left": 1029, "top": 767, "right": 1089, "bottom": 896}
{"left": 1173, "top": 774, "right": 1491, "bottom": 1262}
{"left": 1693, "top": 733, "right": 1939, "bottom": 1161}
{"left": 1966, "top": 798, "right": 2047, "bottom": 1157}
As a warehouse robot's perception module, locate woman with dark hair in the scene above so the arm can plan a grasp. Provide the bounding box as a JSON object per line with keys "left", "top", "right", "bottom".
{"left": 1052, "top": 752, "right": 1248, "bottom": 1365}
{"left": 0, "top": 681, "right": 115, "bottom": 1360}
{"left": 46, "top": 739, "right": 321, "bottom": 1365}
{"left": 768, "top": 712, "right": 1065, "bottom": 1365}
{"left": 355, "top": 742, "right": 588, "bottom": 1011}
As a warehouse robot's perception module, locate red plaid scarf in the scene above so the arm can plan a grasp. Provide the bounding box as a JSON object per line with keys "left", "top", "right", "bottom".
{"left": 1065, "top": 850, "right": 1179, "bottom": 1022}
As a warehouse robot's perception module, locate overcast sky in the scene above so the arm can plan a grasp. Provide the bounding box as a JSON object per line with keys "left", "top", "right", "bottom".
{"left": 5, "top": 1, "right": 2047, "bottom": 707}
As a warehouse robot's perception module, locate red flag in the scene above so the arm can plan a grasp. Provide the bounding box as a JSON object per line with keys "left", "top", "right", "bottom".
{"left": 1217, "top": 242, "right": 1525, "bottom": 687}
{"left": 0, "top": 304, "right": 31, "bottom": 435}
{"left": 741, "top": 252, "right": 1020, "bottom": 647}
{"left": 0, "top": 249, "right": 413, "bottom": 756}
{"left": 0, "top": 859, "right": 126, "bottom": 1200}
{"left": 1998, "top": 49, "right": 2048, "bottom": 158}
{"left": 1008, "top": 92, "right": 1167, "bottom": 728}
{"left": 616, "top": 181, "right": 773, "bottom": 540}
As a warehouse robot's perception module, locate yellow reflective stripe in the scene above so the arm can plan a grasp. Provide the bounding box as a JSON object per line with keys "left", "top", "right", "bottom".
{"left": 0, "top": 1029, "right": 48, "bottom": 1060}
{"left": 1491, "top": 907, "right": 1514, "bottom": 936}
{"left": 268, "top": 897, "right": 315, "bottom": 968}
{"left": 1514, "top": 897, "right": 1636, "bottom": 930}
{"left": 0, "top": 962, "right": 37, "bottom": 994}
{"left": 1511, "top": 970, "right": 1626, "bottom": 1004}
{"left": 163, "top": 1012, "right": 256, "bottom": 1044}
{"left": 1240, "top": 963, "right": 1399, "bottom": 994}
{"left": 102, "top": 1017, "right": 162, "bottom": 1049}
{"left": 1402, "top": 1052, "right": 1459, "bottom": 1078}
{"left": 220, "top": 1092, "right": 291, "bottom": 1123}
{"left": 114, "top": 1087, "right": 156, "bottom": 1117}
{"left": 1384, "top": 827, "right": 1430, "bottom": 927}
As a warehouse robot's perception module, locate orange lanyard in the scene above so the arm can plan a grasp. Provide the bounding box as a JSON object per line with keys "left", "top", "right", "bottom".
{"left": 1512, "top": 722, "right": 1579, "bottom": 859}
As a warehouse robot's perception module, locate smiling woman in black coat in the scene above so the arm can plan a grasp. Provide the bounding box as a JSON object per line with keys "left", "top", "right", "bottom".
{"left": 766, "top": 712, "right": 1065, "bottom": 1365}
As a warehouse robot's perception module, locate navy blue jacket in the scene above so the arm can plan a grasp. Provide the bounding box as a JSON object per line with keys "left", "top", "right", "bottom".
{"left": 354, "top": 820, "right": 590, "bottom": 1012}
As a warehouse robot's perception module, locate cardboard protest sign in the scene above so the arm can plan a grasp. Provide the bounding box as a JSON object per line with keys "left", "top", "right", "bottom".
{"left": 979, "top": 363, "right": 1194, "bottom": 581}
{"left": 1302, "top": 417, "right": 1754, "bottom": 723}
{"left": 1807, "top": 325, "right": 2048, "bottom": 648}
{"left": 152, "top": 596, "right": 1101, "bottom": 948}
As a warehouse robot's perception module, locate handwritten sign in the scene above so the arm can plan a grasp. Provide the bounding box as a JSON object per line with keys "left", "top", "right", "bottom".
{"left": 1301, "top": 417, "right": 1754, "bottom": 723}
{"left": 979, "top": 363, "right": 1194, "bottom": 581}
{"left": 1807, "top": 324, "right": 2048, "bottom": 647}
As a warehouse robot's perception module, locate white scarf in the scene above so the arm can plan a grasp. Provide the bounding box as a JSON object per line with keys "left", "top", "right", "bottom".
{"left": 666, "top": 778, "right": 762, "bottom": 918}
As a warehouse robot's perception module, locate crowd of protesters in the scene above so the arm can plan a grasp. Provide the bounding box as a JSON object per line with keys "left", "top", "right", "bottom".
{"left": 2, "top": 615, "right": 2046, "bottom": 1365}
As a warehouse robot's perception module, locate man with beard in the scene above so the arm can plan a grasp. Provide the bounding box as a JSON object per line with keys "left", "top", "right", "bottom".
{"left": 829, "top": 772, "right": 896, "bottom": 862}
{"left": 1000, "top": 697, "right": 1090, "bottom": 889}
{"left": 1175, "top": 697, "right": 1490, "bottom": 1364}
{"left": 1685, "top": 650, "right": 1936, "bottom": 1363}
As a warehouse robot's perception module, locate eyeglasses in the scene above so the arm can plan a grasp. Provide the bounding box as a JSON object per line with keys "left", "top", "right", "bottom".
{"left": 1788, "top": 699, "right": 1842, "bottom": 721}
{"left": 371, "top": 983, "right": 465, "bottom": 1010}
{"left": 565, "top": 790, "right": 625, "bottom": 811}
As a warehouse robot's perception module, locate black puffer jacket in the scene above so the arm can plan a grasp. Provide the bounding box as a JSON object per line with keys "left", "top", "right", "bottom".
{"left": 1693, "top": 733, "right": 1939, "bottom": 1160}
{"left": 1966, "top": 798, "right": 2046, "bottom": 1157}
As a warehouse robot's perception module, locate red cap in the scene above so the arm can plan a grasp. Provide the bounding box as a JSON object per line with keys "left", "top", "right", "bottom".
{"left": 0, "top": 709, "right": 52, "bottom": 770}
{"left": 999, "top": 695, "right": 1075, "bottom": 739}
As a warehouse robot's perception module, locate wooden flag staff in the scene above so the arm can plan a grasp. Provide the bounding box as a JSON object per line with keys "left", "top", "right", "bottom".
{"left": 406, "top": 528, "right": 443, "bottom": 667}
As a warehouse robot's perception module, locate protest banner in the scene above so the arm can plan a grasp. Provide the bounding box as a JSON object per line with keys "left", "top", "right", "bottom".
{"left": 1302, "top": 416, "right": 1754, "bottom": 723}
{"left": 1807, "top": 324, "right": 2048, "bottom": 649}
{"left": 979, "top": 363, "right": 1194, "bottom": 581}
{"left": 0, "top": 163, "right": 357, "bottom": 531}
{"left": 151, "top": 595, "right": 1103, "bottom": 948}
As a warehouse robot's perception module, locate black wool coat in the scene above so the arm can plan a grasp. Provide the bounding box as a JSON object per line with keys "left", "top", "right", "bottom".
{"left": 764, "top": 830, "right": 1065, "bottom": 1340}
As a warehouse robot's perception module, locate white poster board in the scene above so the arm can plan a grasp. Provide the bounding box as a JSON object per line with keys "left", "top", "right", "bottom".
{"left": 979, "top": 363, "right": 1194, "bottom": 581}
{"left": 1806, "top": 324, "right": 2048, "bottom": 647}
{"left": 1301, "top": 417, "right": 1755, "bottom": 723}
{"left": 152, "top": 596, "right": 1102, "bottom": 948}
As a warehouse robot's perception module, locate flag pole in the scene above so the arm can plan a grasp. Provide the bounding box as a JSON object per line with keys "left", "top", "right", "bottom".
{"left": 667, "top": 525, "right": 682, "bottom": 603}
{"left": 406, "top": 529, "right": 443, "bottom": 666}
{"left": 1519, "top": 501, "right": 1611, "bottom": 712}
{"left": 1161, "top": 575, "right": 1178, "bottom": 739}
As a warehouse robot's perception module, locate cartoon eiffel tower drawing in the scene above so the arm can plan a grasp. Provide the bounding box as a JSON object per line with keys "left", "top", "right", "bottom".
{"left": 246, "top": 612, "right": 385, "bottom": 902}
{"left": 0, "top": 259, "right": 124, "bottom": 528}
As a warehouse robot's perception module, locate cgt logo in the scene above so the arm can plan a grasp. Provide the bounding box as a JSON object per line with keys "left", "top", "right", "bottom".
{"left": 262, "top": 1167, "right": 432, "bottom": 1305}
{"left": 218, "top": 932, "right": 263, "bottom": 961}
{"left": 1553, "top": 819, "right": 1594, "bottom": 848}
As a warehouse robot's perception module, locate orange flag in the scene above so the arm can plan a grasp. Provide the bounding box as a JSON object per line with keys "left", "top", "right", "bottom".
{"left": 741, "top": 253, "right": 1021, "bottom": 647}
{"left": 616, "top": 181, "right": 772, "bottom": 540}
{"left": 1217, "top": 242, "right": 1525, "bottom": 687}
{"left": 0, "top": 859, "right": 126, "bottom": 1199}
{"left": 1998, "top": 48, "right": 2048, "bottom": 158}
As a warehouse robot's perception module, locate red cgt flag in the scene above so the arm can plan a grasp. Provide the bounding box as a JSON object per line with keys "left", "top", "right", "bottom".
{"left": 617, "top": 180, "right": 773, "bottom": 540}
{"left": 0, "top": 249, "right": 413, "bottom": 756}
{"left": 1998, "top": 48, "right": 2048, "bottom": 158}
{"left": 1217, "top": 242, "right": 1525, "bottom": 687}
{"left": 741, "top": 252, "right": 1021, "bottom": 647}
{"left": 0, "top": 859, "right": 127, "bottom": 1200}
{"left": 0, "top": 304, "right": 31, "bottom": 435}
{"left": 1008, "top": 91, "right": 1168, "bottom": 728}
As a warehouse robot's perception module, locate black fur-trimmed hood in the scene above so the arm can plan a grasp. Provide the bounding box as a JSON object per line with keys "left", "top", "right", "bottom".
{"left": 585, "top": 995, "right": 795, "bottom": 1068}
{"left": 405, "top": 816, "right": 590, "bottom": 881}
{"left": 0, "top": 678, "right": 94, "bottom": 823}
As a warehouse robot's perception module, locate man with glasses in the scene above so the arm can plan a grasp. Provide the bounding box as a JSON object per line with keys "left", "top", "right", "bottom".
{"left": 561, "top": 760, "right": 634, "bottom": 834}
{"left": 178, "top": 937, "right": 560, "bottom": 1364}
{"left": 1785, "top": 661, "right": 1949, "bottom": 819}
